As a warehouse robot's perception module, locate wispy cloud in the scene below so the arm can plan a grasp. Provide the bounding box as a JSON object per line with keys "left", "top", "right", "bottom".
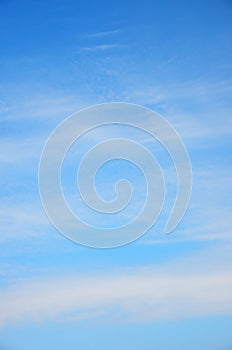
{"left": 145, "top": 231, "right": 232, "bottom": 245}
{"left": 0, "top": 202, "right": 48, "bottom": 242}
{"left": 0, "top": 137, "right": 44, "bottom": 164}
{"left": 82, "top": 44, "right": 123, "bottom": 52}
{"left": 85, "top": 29, "right": 122, "bottom": 38}
{"left": 0, "top": 244, "right": 232, "bottom": 327}
{"left": 0, "top": 94, "right": 87, "bottom": 122}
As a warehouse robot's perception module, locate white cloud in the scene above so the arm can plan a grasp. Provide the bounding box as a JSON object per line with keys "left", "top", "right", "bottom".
{"left": 85, "top": 29, "right": 122, "bottom": 37}
{"left": 0, "top": 93, "right": 88, "bottom": 122}
{"left": 82, "top": 44, "right": 123, "bottom": 52}
{"left": 0, "top": 244, "right": 232, "bottom": 327}
{"left": 0, "top": 201, "right": 48, "bottom": 242}
{"left": 0, "top": 137, "right": 43, "bottom": 164}
{"left": 145, "top": 231, "right": 232, "bottom": 245}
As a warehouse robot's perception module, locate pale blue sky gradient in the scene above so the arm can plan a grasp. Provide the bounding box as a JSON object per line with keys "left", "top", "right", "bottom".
{"left": 0, "top": 0, "right": 232, "bottom": 349}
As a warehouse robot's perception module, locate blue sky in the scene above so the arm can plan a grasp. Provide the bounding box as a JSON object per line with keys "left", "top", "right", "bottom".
{"left": 0, "top": 0, "right": 232, "bottom": 349}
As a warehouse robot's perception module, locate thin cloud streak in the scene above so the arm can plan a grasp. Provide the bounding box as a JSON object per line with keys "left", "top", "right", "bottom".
{"left": 0, "top": 248, "right": 232, "bottom": 327}
{"left": 81, "top": 44, "right": 124, "bottom": 51}
{"left": 144, "top": 231, "right": 232, "bottom": 245}
{"left": 85, "top": 29, "right": 122, "bottom": 37}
